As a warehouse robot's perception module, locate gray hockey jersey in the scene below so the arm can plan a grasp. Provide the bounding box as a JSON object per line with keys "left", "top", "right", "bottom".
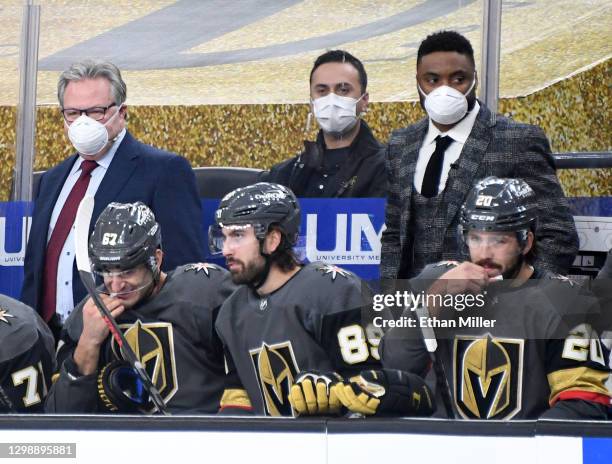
{"left": 215, "top": 262, "right": 381, "bottom": 416}
{"left": 381, "top": 262, "right": 611, "bottom": 419}
{"left": 46, "top": 263, "right": 236, "bottom": 414}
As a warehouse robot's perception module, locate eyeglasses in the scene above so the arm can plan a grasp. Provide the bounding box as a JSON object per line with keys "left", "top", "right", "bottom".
{"left": 61, "top": 103, "right": 117, "bottom": 123}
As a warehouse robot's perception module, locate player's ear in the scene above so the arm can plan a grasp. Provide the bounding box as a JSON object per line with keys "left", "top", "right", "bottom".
{"left": 522, "top": 231, "right": 534, "bottom": 256}
{"left": 263, "top": 228, "right": 282, "bottom": 254}
{"left": 154, "top": 248, "right": 163, "bottom": 269}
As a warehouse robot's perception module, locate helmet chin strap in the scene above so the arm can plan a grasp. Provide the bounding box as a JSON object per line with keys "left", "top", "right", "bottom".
{"left": 106, "top": 278, "right": 154, "bottom": 299}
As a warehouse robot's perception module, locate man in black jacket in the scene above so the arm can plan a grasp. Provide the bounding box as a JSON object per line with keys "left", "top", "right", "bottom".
{"left": 261, "top": 50, "right": 387, "bottom": 198}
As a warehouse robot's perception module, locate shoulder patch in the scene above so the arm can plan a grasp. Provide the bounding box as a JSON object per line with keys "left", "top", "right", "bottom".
{"left": 316, "top": 264, "right": 350, "bottom": 281}
{"left": 435, "top": 260, "right": 460, "bottom": 268}
{"left": 183, "top": 262, "right": 220, "bottom": 277}
{"left": 0, "top": 307, "right": 15, "bottom": 325}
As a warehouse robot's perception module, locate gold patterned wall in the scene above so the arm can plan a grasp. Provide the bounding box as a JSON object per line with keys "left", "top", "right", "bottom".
{"left": 0, "top": 59, "right": 609, "bottom": 201}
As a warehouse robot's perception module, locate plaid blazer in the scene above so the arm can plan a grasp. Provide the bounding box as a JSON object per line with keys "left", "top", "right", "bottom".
{"left": 380, "top": 103, "right": 578, "bottom": 279}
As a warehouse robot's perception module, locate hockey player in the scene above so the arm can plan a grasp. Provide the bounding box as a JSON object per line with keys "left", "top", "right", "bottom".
{"left": 378, "top": 177, "right": 611, "bottom": 419}
{"left": 211, "top": 183, "right": 434, "bottom": 417}
{"left": 46, "top": 202, "right": 236, "bottom": 414}
{"left": 0, "top": 294, "right": 55, "bottom": 413}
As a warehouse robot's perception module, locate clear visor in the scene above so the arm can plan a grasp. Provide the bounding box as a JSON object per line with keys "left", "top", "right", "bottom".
{"left": 465, "top": 233, "right": 516, "bottom": 249}
{"left": 93, "top": 266, "right": 154, "bottom": 298}
{"left": 208, "top": 223, "right": 265, "bottom": 255}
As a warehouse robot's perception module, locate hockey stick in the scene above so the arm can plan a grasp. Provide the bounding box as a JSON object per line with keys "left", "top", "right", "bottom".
{"left": 414, "top": 305, "right": 455, "bottom": 419}
{"left": 74, "top": 196, "right": 169, "bottom": 415}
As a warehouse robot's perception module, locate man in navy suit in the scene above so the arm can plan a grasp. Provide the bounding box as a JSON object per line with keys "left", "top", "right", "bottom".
{"left": 21, "top": 60, "right": 205, "bottom": 335}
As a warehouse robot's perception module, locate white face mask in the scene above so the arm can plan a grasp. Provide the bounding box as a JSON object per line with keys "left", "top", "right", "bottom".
{"left": 67, "top": 109, "right": 120, "bottom": 157}
{"left": 312, "top": 93, "right": 364, "bottom": 135}
{"left": 418, "top": 75, "right": 476, "bottom": 125}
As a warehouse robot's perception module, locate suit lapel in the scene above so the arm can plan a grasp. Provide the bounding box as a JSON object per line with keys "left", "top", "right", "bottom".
{"left": 443, "top": 104, "right": 494, "bottom": 228}
{"left": 92, "top": 131, "right": 140, "bottom": 231}
{"left": 36, "top": 155, "right": 79, "bottom": 235}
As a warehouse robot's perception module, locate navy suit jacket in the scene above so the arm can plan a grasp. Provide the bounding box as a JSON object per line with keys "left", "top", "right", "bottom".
{"left": 21, "top": 131, "right": 206, "bottom": 314}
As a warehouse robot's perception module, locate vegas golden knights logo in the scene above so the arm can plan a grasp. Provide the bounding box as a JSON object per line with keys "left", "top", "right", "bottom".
{"left": 454, "top": 335, "right": 523, "bottom": 420}
{"left": 249, "top": 341, "right": 300, "bottom": 417}
{"left": 112, "top": 320, "right": 178, "bottom": 410}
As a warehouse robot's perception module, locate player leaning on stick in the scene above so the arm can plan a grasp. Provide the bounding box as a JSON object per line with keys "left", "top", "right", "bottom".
{"left": 211, "top": 182, "right": 434, "bottom": 417}
{"left": 380, "top": 177, "right": 611, "bottom": 419}
{"left": 46, "top": 202, "right": 236, "bottom": 414}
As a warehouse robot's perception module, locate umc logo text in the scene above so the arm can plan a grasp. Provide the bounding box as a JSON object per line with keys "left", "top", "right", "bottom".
{"left": 305, "top": 213, "right": 385, "bottom": 265}
{"left": 0, "top": 215, "right": 31, "bottom": 267}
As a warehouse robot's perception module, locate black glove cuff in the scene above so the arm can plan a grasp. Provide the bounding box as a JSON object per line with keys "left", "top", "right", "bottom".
{"left": 97, "top": 360, "right": 149, "bottom": 413}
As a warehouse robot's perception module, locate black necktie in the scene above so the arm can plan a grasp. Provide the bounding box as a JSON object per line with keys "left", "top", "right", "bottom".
{"left": 421, "top": 135, "right": 453, "bottom": 198}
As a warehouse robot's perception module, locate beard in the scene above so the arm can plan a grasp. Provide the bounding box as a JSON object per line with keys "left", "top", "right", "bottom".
{"left": 466, "top": 89, "right": 477, "bottom": 112}
{"left": 501, "top": 253, "right": 524, "bottom": 280}
{"left": 227, "top": 257, "right": 266, "bottom": 285}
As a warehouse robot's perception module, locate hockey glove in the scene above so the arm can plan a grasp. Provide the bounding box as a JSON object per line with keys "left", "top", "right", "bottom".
{"left": 97, "top": 360, "right": 150, "bottom": 413}
{"left": 289, "top": 371, "right": 343, "bottom": 415}
{"left": 334, "top": 368, "right": 436, "bottom": 417}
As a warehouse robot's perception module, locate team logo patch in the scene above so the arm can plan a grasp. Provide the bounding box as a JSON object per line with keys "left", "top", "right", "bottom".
{"left": 454, "top": 334, "right": 524, "bottom": 420}
{"left": 0, "top": 308, "right": 15, "bottom": 325}
{"left": 183, "top": 262, "right": 219, "bottom": 276}
{"left": 111, "top": 320, "right": 178, "bottom": 412}
{"left": 317, "top": 264, "right": 350, "bottom": 281}
{"left": 249, "top": 341, "right": 300, "bottom": 417}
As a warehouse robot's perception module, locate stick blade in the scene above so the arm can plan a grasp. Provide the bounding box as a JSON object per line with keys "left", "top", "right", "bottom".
{"left": 75, "top": 195, "right": 95, "bottom": 273}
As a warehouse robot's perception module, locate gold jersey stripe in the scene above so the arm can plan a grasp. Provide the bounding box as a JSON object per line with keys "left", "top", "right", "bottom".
{"left": 547, "top": 366, "right": 611, "bottom": 404}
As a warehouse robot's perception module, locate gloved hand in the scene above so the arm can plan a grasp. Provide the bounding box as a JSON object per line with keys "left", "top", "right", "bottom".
{"left": 333, "top": 368, "right": 436, "bottom": 417}
{"left": 289, "top": 371, "right": 343, "bottom": 416}
{"left": 97, "top": 360, "right": 149, "bottom": 413}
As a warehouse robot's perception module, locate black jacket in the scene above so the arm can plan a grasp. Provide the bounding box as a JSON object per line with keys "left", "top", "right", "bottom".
{"left": 261, "top": 121, "right": 387, "bottom": 197}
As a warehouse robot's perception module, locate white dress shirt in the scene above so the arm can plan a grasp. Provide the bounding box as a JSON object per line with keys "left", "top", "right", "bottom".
{"left": 414, "top": 101, "right": 480, "bottom": 194}
{"left": 47, "top": 129, "right": 126, "bottom": 322}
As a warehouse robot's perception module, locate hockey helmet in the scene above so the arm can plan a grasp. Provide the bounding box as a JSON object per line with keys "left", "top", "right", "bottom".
{"left": 209, "top": 182, "right": 301, "bottom": 254}
{"left": 89, "top": 202, "right": 161, "bottom": 275}
{"left": 459, "top": 177, "right": 537, "bottom": 245}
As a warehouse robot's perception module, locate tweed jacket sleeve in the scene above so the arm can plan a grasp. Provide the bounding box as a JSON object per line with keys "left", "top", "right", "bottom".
{"left": 499, "top": 120, "right": 578, "bottom": 273}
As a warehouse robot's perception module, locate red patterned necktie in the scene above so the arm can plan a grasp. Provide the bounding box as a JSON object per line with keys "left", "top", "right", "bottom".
{"left": 41, "top": 160, "right": 98, "bottom": 322}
